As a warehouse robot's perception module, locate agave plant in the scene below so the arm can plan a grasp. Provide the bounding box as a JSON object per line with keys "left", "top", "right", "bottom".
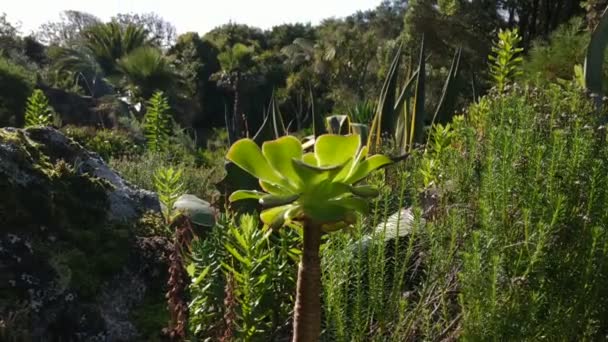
{"left": 369, "top": 37, "right": 462, "bottom": 154}
{"left": 227, "top": 134, "right": 392, "bottom": 341}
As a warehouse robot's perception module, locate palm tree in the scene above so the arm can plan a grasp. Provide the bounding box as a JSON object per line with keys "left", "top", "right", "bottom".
{"left": 117, "top": 46, "right": 178, "bottom": 101}
{"left": 82, "top": 22, "right": 152, "bottom": 76}
{"left": 51, "top": 46, "right": 110, "bottom": 97}
{"left": 52, "top": 22, "right": 154, "bottom": 97}
{"left": 216, "top": 43, "right": 255, "bottom": 142}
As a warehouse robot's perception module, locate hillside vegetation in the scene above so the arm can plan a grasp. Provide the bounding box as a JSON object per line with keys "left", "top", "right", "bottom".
{"left": 2, "top": 1, "right": 608, "bottom": 341}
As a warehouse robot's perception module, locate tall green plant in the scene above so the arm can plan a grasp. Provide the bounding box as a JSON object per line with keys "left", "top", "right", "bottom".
{"left": 24, "top": 89, "right": 54, "bottom": 127}
{"left": 143, "top": 90, "right": 172, "bottom": 152}
{"left": 489, "top": 29, "right": 523, "bottom": 93}
{"left": 221, "top": 214, "right": 274, "bottom": 339}
{"left": 154, "top": 166, "right": 215, "bottom": 339}
{"left": 153, "top": 166, "right": 185, "bottom": 224}
{"left": 369, "top": 38, "right": 462, "bottom": 154}
{"left": 227, "top": 134, "right": 392, "bottom": 341}
{"left": 348, "top": 101, "right": 375, "bottom": 125}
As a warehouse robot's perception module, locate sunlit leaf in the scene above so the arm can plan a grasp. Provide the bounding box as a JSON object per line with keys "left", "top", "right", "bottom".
{"left": 345, "top": 154, "right": 392, "bottom": 184}
{"left": 229, "top": 190, "right": 265, "bottom": 202}
{"left": 314, "top": 134, "right": 360, "bottom": 166}
{"left": 262, "top": 136, "right": 303, "bottom": 188}
{"left": 260, "top": 205, "right": 294, "bottom": 226}
{"left": 226, "top": 139, "right": 287, "bottom": 187}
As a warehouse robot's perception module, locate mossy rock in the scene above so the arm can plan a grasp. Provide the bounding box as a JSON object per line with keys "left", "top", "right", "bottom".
{"left": 0, "top": 127, "right": 169, "bottom": 340}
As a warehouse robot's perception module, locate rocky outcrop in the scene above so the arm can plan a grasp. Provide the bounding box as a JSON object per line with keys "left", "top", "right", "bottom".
{"left": 0, "top": 127, "right": 169, "bottom": 341}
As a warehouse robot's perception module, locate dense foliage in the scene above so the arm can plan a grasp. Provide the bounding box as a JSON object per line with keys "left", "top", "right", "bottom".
{"left": 3, "top": 1, "right": 608, "bottom": 340}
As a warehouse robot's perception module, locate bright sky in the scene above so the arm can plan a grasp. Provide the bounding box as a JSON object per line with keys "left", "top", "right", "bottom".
{"left": 5, "top": 0, "right": 381, "bottom": 36}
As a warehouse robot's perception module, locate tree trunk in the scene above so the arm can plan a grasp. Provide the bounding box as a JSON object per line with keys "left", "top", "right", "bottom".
{"left": 233, "top": 73, "right": 243, "bottom": 139}
{"left": 292, "top": 220, "right": 322, "bottom": 342}
{"left": 530, "top": 0, "right": 540, "bottom": 41}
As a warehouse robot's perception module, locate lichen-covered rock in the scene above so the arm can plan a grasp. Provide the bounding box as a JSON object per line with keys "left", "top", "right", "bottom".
{"left": 0, "top": 127, "right": 169, "bottom": 341}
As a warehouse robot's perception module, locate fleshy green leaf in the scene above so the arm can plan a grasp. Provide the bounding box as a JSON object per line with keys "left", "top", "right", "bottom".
{"left": 226, "top": 139, "right": 287, "bottom": 187}
{"left": 305, "top": 180, "right": 351, "bottom": 201}
{"left": 292, "top": 158, "right": 347, "bottom": 189}
{"left": 260, "top": 180, "right": 292, "bottom": 195}
{"left": 260, "top": 205, "right": 293, "bottom": 226}
{"left": 351, "top": 185, "right": 380, "bottom": 198}
{"left": 259, "top": 194, "right": 299, "bottom": 207}
{"left": 302, "top": 152, "right": 318, "bottom": 166}
{"left": 304, "top": 203, "right": 350, "bottom": 223}
{"left": 314, "top": 134, "right": 360, "bottom": 166}
{"left": 229, "top": 190, "right": 266, "bottom": 202}
{"left": 262, "top": 136, "right": 303, "bottom": 189}
{"left": 345, "top": 154, "right": 392, "bottom": 184}
{"left": 335, "top": 146, "right": 368, "bottom": 182}
{"left": 284, "top": 205, "right": 303, "bottom": 222}
{"left": 330, "top": 196, "right": 369, "bottom": 214}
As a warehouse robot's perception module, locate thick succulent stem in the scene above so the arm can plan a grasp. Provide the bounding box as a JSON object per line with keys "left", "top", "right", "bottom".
{"left": 292, "top": 220, "right": 322, "bottom": 342}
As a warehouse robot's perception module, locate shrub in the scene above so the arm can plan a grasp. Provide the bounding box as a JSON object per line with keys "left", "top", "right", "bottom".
{"left": 62, "top": 125, "right": 144, "bottom": 160}
{"left": 187, "top": 213, "right": 299, "bottom": 340}
{"left": 24, "top": 89, "right": 54, "bottom": 127}
{"left": 522, "top": 17, "right": 597, "bottom": 84}
{"left": 318, "top": 80, "right": 608, "bottom": 340}
{"left": 143, "top": 90, "right": 172, "bottom": 152}
{"left": 109, "top": 150, "right": 222, "bottom": 202}
{"left": 0, "top": 56, "right": 34, "bottom": 126}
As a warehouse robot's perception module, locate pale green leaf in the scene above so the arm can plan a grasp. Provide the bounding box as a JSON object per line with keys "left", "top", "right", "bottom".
{"left": 262, "top": 135, "right": 303, "bottom": 188}
{"left": 260, "top": 205, "right": 293, "bottom": 225}
{"left": 229, "top": 190, "right": 265, "bottom": 202}
{"left": 302, "top": 152, "right": 318, "bottom": 166}
{"left": 345, "top": 155, "right": 392, "bottom": 184}
{"left": 226, "top": 139, "right": 287, "bottom": 187}
{"left": 260, "top": 180, "right": 292, "bottom": 195}
{"left": 314, "top": 134, "right": 360, "bottom": 166}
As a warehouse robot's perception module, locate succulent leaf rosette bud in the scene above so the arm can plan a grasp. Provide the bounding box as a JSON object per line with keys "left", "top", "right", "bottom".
{"left": 227, "top": 134, "right": 391, "bottom": 232}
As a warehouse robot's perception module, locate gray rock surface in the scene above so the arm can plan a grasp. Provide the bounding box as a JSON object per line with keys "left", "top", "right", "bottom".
{"left": 0, "top": 127, "right": 168, "bottom": 341}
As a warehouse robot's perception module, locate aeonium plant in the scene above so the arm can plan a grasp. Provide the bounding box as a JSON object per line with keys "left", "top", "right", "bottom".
{"left": 226, "top": 134, "right": 392, "bottom": 342}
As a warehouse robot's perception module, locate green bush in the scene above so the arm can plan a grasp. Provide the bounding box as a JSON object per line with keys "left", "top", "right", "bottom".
{"left": 109, "top": 150, "right": 222, "bottom": 202}
{"left": 62, "top": 125, "right": 145, "bottom": 160}
{"left": 0, "top": 56, "right": 34, "bottom": 126}
{"left": 522, "top": 17, "right": 600, "bottom": 84}
{"left": 24, "top": 89, "right": 54, "bottom": 127}
{"left": 187, "top": 214, "right": 299, "bottom": 340}
{"left": 452, "top": 82, "right": 608, "bottom": 339}
{"left": 318, "top": 80, "right": 608, "bottom": 340}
